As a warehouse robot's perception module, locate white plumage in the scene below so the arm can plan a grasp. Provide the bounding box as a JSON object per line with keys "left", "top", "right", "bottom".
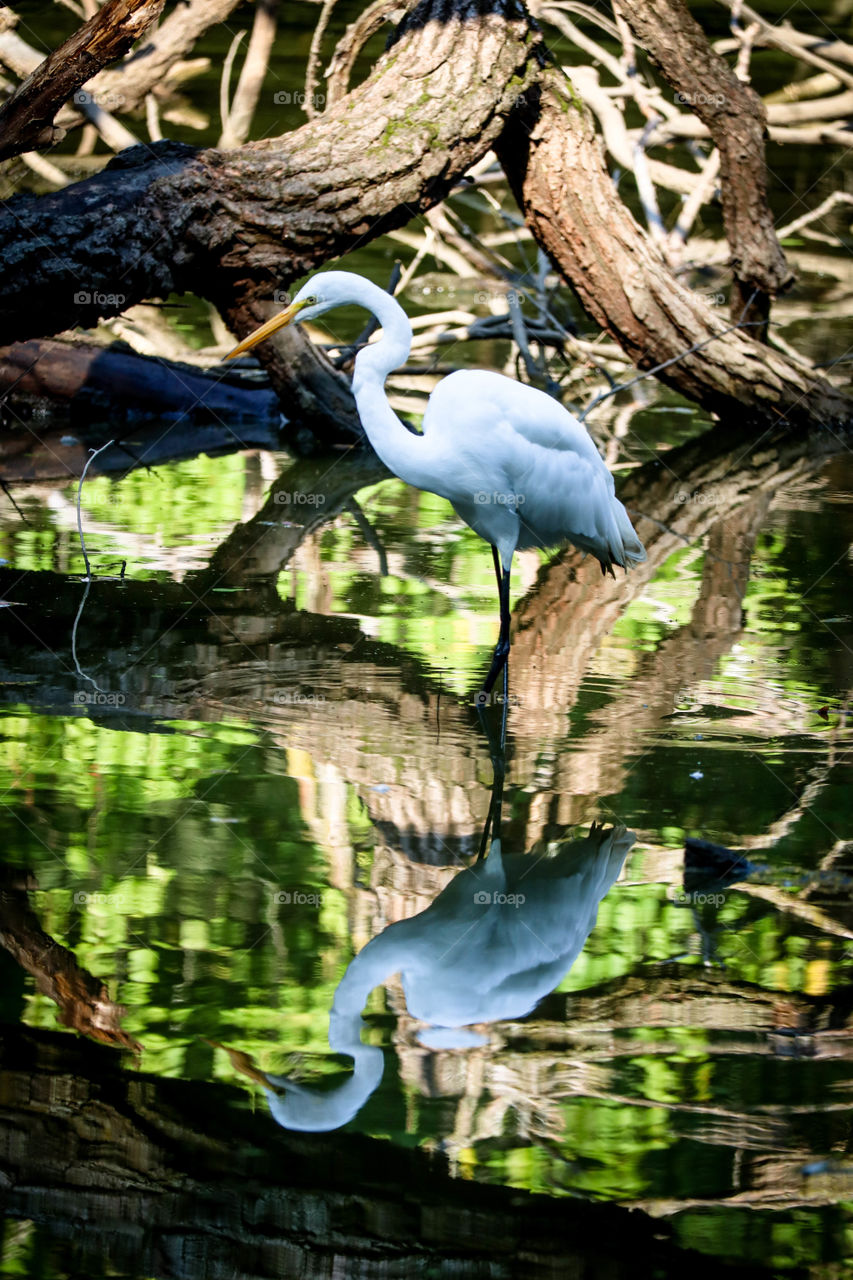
{"left": 228, "top": 270, "right": 646, "bottom": 693}
{"left": 423, "top": 368, "right": 645, "bottom": 571}
{"left": 260, "top": 822, "right": 634, "bottom": 1132}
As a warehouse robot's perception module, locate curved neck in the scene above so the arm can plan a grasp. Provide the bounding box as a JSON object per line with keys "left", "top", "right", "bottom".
{"left": 264, "top": 1013, "right": 383, "bottom": 1133}
{"left": 352, "top": 282, "right": 412, "bottom": 382}
{"left": 263, "top": 930, "right": 398, "bottom": 1133}
{"left": 350, "top": 283, "right": 425, "bottom": 485}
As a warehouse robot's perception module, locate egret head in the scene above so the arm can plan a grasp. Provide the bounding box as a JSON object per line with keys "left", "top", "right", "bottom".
{"left": 226, "top": 272, "right": 355, "bottom": 358}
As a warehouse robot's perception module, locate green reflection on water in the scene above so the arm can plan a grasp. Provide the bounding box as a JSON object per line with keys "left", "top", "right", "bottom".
{"left": 0, "top": 442, "right": 850, "bottom": 1280}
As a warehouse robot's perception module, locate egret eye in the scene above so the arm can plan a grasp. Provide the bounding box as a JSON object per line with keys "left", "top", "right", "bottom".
{"left": 304, "top": 296, "right": 318, "bottom": 306}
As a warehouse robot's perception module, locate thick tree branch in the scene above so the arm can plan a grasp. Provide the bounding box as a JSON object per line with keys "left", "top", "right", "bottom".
{"left": 0, "top": 0, "right": 165, "bottom": 162}
{"left": 0, "top": 0, "right": 539, "bottom": 432}
{"left": 612, "top": 0, "right": 793, "bottom": 333}
{"left": 494, "top": 74, "right": 850, "bottom": 432}
{"left": 0, "top": 867, "right": 140, "bottom": 1051}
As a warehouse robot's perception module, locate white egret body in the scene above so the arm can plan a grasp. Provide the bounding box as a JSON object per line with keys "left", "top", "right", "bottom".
{"left": 228, "top": 271, "right": 646, "bottom": 693}
{"left": 260, "top": 822, "right": 633, "bottom": 1131}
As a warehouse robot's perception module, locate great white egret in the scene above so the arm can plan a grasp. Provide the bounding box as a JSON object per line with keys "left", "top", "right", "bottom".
{"left": 254, "top": 821, "right": 633, "bottom": 1132}
{"left": 228, "top": 271, "right": 647, "bottom": 696}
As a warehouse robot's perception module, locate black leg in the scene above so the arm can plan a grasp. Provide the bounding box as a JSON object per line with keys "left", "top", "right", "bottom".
{"left": 479, "top": 553, "right": 511, "bottom": 699}
{"left": 491, "top": 544, "right": 502, "bottom": 593}
{"left": 475, "top": 681, "right": 508, "bottom": 861}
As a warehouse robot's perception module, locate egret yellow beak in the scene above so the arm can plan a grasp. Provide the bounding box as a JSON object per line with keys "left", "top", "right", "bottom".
{"left": 226, "top": 297, "right": 311, "bottom": 359}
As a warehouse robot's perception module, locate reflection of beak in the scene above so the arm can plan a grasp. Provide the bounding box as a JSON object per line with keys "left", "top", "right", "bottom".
{"left": 204, "top": 1038, "right": 274, "bottom": 1087}
{"left": 226, "top": 298, "right": 310, "bottom": 359}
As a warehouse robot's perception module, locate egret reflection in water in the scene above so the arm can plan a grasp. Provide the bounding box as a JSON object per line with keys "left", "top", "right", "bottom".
{"left": 238, "top": 721, "right": 634, "bottom": 1131}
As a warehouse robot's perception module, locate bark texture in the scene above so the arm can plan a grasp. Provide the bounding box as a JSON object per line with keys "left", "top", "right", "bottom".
{"left": 0, "top": 1025, "right": 763, "bottom": 1280}
{"left": 0, "top": 0, "right": 536, "bottom": 326}
{"left": 0, "top": 0, "right": 537, "bottom": 430}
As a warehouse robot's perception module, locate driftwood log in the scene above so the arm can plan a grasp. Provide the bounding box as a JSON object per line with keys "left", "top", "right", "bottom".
{"left": 0, "top": 337, "right": 282, "bottom": 433}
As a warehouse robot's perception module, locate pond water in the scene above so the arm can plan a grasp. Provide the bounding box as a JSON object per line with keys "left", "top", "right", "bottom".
{"left": 1, "top": 413, "right": 852, "bottom": 1276}
{"left": 2, "top": 1, "right": 853, "bottom": 1276}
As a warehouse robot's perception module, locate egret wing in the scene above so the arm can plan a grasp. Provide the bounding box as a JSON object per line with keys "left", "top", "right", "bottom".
{"left": 422, "top": 370, "right": 645, "bottom": 569}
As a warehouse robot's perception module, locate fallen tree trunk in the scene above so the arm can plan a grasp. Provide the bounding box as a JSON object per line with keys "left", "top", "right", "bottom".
{"left": 0, "top": 0, "right": 536, "bottom": 433}
{"left": 0, "top": 1024, "right": 768, "bottom": 1280}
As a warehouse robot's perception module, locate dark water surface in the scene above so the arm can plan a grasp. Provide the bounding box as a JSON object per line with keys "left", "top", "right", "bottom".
{"left": 1, "top": 427, "right": 852, "bottom": 1276}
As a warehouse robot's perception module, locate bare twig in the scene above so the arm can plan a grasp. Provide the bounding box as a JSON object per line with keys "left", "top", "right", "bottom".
{"left": 145, "top": 91, "right": 162, "bottom": 141}
{"left": 670, "top": 148, "right": 720, "bottom": 254}
{"left": 712, "top": 0, "right": 853, "bottom": 86}
{"left": 508, "top": 289, "right": 545, "bottom": 385}
{"left": 397, "top": 226, "right": 438, "bottom": 294}
{"left": 728, "top": 0, "right": 761, "bottom": 82}
{"left": 580, "top": 311, "right": 765, "bottom": 419}
{"left": 0, "top": 477, "right": 31, "bottom": 525}
{"left": 777, "top": 192, "right": 853, "bottom": 243}
{"left": 632, "top": 118, "right": 669, "bottom": 250}
{"left": 219, "top": 0, "right": 278, "bottom": 147}
{"left": 304, "top": 0, "right": 337, "bottom": 119}
{"left": 570, "top": 65, "right": 697, "bottom": 197}
{"left": 21, "top": 150, "right": 69, "bottom": 187}
{"left": 76, "top": 440, "right": 115, "bottom": 580}
{"left": 72, "top": 87, "right": 139, "bottom": 151}
{"left": 325, "top": 0, "right": 402, "bottom": 107}
{"left": 219, "top": 29, "right": 245, "bottom": 144}
{"left": 345, "top": 496, "right": 389, "bottom": 576}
